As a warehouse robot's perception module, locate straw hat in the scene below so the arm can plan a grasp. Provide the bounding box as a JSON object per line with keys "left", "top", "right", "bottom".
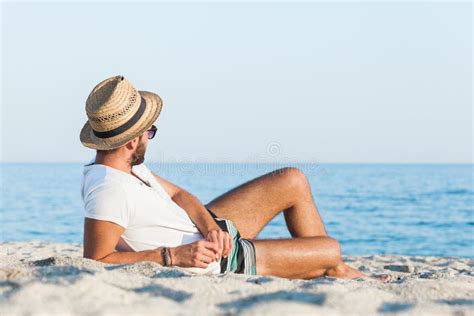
{"left": 80, "top": 75, "right": 163, "bottom": 150}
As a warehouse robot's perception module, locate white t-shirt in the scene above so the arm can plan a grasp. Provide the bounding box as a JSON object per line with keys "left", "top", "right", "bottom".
{"left": 80, "top": 158, "right": 221, "bottom": 274}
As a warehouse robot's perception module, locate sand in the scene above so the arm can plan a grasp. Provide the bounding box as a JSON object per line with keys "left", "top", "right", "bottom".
{"left": 0, "top": 240, "right": 473, "bottom": 316}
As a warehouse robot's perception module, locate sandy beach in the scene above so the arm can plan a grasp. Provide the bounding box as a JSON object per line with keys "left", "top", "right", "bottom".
{"left": 0, "top": 241, "right": 472, "bottom": 315}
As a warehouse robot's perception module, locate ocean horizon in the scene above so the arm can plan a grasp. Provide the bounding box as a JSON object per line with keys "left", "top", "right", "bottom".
{"left": 1, "top": 162, "right": 472, "bottom": 258}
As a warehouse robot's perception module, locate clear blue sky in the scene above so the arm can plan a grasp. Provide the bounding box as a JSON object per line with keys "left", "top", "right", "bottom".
{"left": 1, "top": 1, "right": 472, "bottom": 163}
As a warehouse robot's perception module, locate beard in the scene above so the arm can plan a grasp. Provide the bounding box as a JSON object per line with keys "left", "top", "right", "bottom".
{"left": 130, "top": 138, "right": 146, "bottom": 166}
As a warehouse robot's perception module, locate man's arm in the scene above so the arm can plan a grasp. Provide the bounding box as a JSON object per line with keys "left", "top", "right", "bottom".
{"left": 83, "top": 218, "right": 220, "bottom": 267}
{"left": 151, "top": 172, "right": 220, "bottom": 237}
{"left": 83, "top": 217, "right": 164, "bottom": 264}
{"left": 152, "top": 172, "right": 233, "bottom": 258}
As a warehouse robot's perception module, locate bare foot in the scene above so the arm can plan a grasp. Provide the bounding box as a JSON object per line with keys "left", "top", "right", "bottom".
{"left": 326, "top": 262, "right": 392, "bottom": 283}
{"left": 325, "top": 262, "right": 365, "bottom": 279}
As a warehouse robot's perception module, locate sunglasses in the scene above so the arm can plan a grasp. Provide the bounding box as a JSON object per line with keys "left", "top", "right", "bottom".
{"left": 146, "top": 125, "right": 157, "bottom": 140}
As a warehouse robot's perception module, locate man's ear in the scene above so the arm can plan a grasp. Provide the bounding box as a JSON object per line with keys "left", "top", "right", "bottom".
{"left": 125, "top": 137, "right": 139, "bottom": 150}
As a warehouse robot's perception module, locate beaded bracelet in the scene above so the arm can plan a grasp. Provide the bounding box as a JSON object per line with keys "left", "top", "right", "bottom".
{"left": 161, "top": 247, "right": 171, "bottom": 266}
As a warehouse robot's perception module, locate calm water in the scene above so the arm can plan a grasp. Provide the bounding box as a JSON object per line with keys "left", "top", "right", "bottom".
{"left": 1, "top": 163, "right": 472, "bottom": 257}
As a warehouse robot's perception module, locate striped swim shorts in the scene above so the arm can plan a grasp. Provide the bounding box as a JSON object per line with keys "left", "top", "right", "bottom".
{"left": 206, "top": 207, "right": 257, "bottom": 275}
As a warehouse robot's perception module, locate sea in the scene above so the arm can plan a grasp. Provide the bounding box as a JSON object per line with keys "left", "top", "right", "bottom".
{"left": 1, "top": 163, "right": 472, "bottom": 258}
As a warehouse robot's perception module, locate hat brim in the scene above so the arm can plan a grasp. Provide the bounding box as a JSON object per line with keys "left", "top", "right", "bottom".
{"left": 80, "top": 90, "right": 163, "bottom": 150}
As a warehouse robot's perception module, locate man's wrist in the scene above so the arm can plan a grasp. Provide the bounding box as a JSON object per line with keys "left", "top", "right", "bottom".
{"left": 205, "top": 225, "right": 221, "bottom": 237}
{"left": 168, "top": 247, "right": 176, "bottom": 266}
{"left": 155, "top": 246, "right": 176, "bottom": 266}
{"left": 154, "top": 247, "right": 164, "bottom": 265}
{"left": 161, "top": 247, "right": 171, "bottom": 266}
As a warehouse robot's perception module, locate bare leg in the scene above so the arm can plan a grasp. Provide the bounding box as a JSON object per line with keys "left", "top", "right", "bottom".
{"left": 206, "top": 167, "right": 389, "bottom": 281}
{"left": 206, "top": 167, "right": 327, "bottom": 239}
{"left": 252, "top": 237, "right": 365, "bottom": 280}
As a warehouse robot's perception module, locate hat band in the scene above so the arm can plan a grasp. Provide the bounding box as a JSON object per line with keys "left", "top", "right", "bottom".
{"left": 92, "top": 96, "right": 147, "bottom": 139}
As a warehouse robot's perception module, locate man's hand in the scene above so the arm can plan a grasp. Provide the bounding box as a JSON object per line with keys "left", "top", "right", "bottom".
{"left": 206, "top": 229, "right": 233, "bottom": 259}
{"left": 169, "top": 240, "right": 220, "bottom": 268}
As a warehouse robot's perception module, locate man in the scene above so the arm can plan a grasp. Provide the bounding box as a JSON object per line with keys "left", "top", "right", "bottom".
{"left": 80, "top": 75, "right": 390, "bottom": 281}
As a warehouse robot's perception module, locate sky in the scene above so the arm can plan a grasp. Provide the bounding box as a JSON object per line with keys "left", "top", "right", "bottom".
{"left": 1, "top": 1, "right": 472, "bottom": 163}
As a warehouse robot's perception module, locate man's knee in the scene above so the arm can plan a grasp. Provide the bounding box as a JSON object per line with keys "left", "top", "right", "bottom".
{"left": 275, "top": 167, "right": 309, "bottom": 191}
{"left": 326, "top": 237, "right": 343, "bottom": 264}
